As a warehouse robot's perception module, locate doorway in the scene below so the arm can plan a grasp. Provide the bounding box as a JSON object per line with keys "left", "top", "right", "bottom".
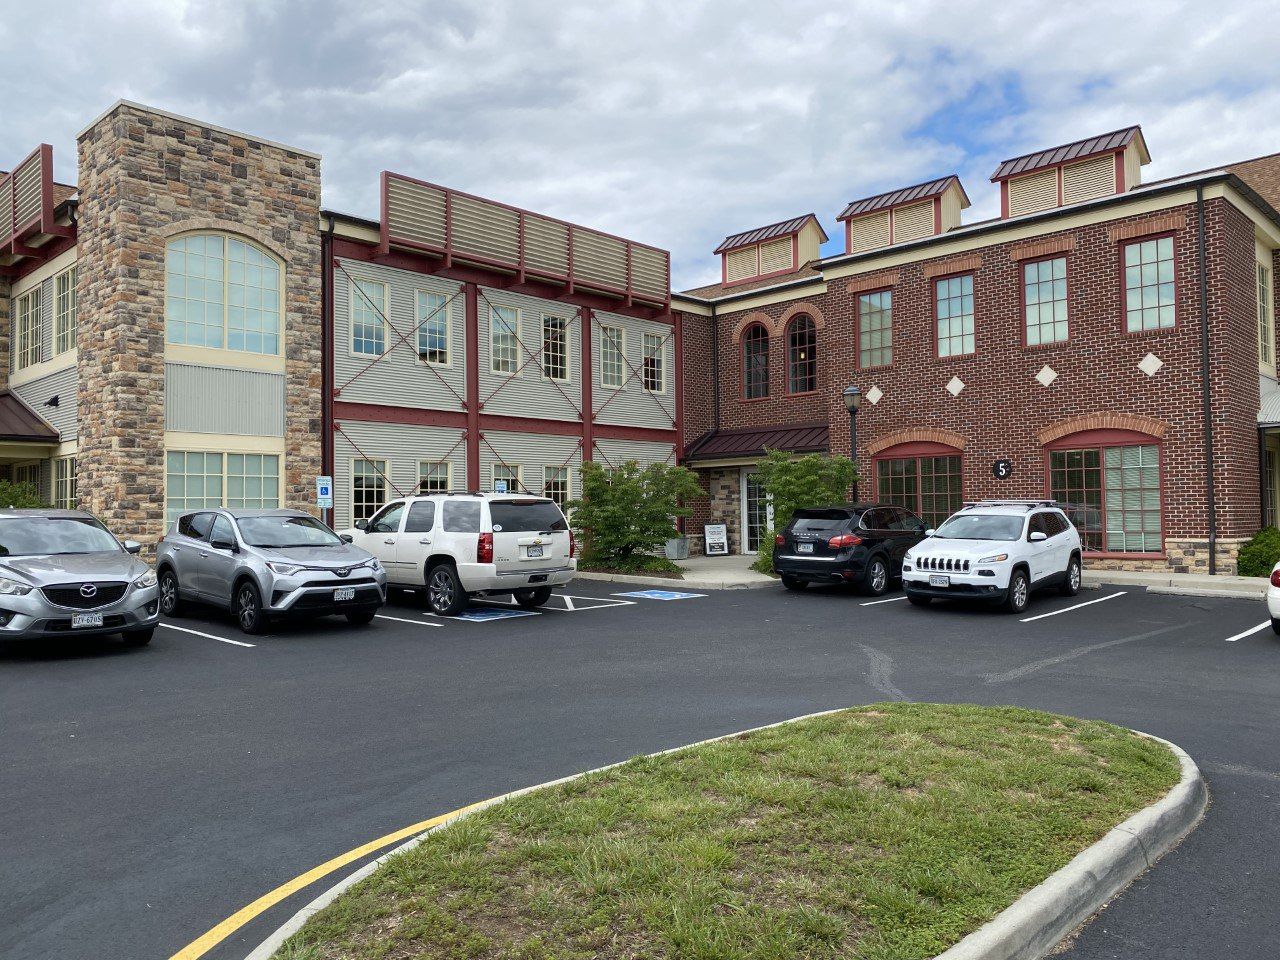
{"left": 740, "top": 469, "right": 774, "bottom": 554}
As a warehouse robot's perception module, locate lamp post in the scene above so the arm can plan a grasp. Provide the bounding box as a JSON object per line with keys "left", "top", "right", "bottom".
{"left": 842, "top": 385, "right": 863, "bottom": 502}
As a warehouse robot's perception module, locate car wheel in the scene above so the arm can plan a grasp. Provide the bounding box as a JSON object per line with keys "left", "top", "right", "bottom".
{"left": 234, "top": 580, "right": 268, "bottom": 635}
{"left": 121, "top": 627, "right": 154, "bottom": 647}
{"left": 1060, "top": 554, "right": 1082, "bottom": 596}
{"left": 864, "top": 557, "right": 890, "bottom": 596}
{"left": 427, "top": 564, "right": 469, "bottom": 616}
{"left": 346, "top": 609, "right": 377, "bottom": 626}
{"left": 1005, "top": 569, "right": 1030, "bottom": 614}
{"left": 780, "top": 575, "right": 807, "bottom": 592}
{"left": 1272, "top": 617, "right": 1280, "bottom": 636}
{"left": 158, "top": 569, "right": 182, "bottom": 617}
{"left": 513, "top": 587, "right": 553, "bottom": 609}
{"left": 907, "top": 593, "right": 931, "bottom": 607}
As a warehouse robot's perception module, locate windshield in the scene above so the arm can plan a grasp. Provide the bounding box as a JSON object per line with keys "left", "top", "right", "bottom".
{"left": 933, "top": 514, "right": 1025, "bottom": 542}
{"left": 488, "top": 500, "right": 568, "bottom": 533}
{"left": 0, "top": 517, "right": 121, "bottom": 557}
{"left": 236, "top": 515, "right": 343, "bottom": 548}
{"left": 789, "top": 510, "right": 850, "bottom": 534}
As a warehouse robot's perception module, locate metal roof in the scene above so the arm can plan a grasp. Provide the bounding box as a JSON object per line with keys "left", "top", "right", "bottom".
{"left": 0, "top": 391, "right": 58, "bottom": 443}
{"left": 839, "top": 175, "right": 968, "bottom": 220}
{"left": 714, "top": 214, "right": 827, "bottom": 254}
{"left": 991, "top": 126, "right": 1146, "bottom": 181}
{"left": 684, "top": 422, "right": 828, "bottom": 462}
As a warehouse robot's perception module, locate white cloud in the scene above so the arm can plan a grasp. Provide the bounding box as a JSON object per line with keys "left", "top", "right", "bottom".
{"left": 1, "top": 0, "right": 1277, "bottom": 288}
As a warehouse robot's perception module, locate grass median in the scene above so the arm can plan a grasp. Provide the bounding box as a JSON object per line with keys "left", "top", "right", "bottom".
{"left": 275, "top": 703, "right": 1179, "bottom": 960}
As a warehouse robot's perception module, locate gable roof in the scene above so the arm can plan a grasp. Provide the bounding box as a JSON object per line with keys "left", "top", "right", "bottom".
{"left": 839, "top": 175, "right": 969, "bottom": 221}
{"left": 991, "top": 126, "right": 1147, "bottom": 181}
{"left": 0, "top": 391, "right": 58, "bottom": 443}
{"left": 714, "top": 214, "right": 827, "bottom": 254}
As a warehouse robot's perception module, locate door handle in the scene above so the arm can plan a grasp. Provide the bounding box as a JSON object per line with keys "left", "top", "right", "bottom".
{"left": 383, "top": 539, "right": 395, "bottom": 544}
{"left": 418, "top": 539, "right": 432, "bottom": 545}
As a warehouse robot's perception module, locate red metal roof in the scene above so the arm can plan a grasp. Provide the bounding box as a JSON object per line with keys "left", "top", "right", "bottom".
{"left": 684, "top": 422, "right": 828, "bottom": 462}
{"left": 839, "top": 175, "right": 968, "bottom": 221}
{"left": 991, "top": 126, "right": 1146, "bottom": 181}
{"left": 0, "top": 391, "right": 58, "bottom": 442}
{"left": 714, "top": 214, "right": 827, "bottom": 254}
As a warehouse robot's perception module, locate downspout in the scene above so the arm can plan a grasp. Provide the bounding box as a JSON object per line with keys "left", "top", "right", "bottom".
{"left": 711, "top": 305, "right": 720, "bottom": 432}
{"left": 1197, "top": 186, "right": 1217, "bottom": 574}
{"left": 321, "top": 214, "right": 335, "bottom": 529}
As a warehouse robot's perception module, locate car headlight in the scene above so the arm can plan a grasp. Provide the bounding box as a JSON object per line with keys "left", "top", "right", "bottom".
{"left": 365, "top": 558, "right": 382, "bottom": 572}
{"left": 133, "top": 570, "right": 157, "bottom": 589}
{"left": 0, "top": 576, "right": 32, "bottom": 596}
{"left": 977, "top": 554, "right": 1009, "bottom": 564}
{"left": 267, "top": 561, "right": 305, "bottom": 576}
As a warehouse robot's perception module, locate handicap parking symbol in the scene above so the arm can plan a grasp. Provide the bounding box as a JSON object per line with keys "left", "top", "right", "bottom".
{"left": 452, "top": 607, "right": 539, "bottom": 622}
{"left": 613, "top": 590, "right": 707, "bottom": 601}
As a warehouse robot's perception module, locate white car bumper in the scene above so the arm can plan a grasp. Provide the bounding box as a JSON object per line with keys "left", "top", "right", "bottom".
{"left": 457, "top": 561, "right": 577, "bottom": 593}
{"left": 1266, "top": 582, "right": 1280, "bottom": 621}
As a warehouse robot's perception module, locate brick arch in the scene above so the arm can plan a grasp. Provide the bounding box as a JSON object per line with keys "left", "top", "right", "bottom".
{"left": 159, "top": 217, "right": 290, "bottom": 263}
{"left": 732, "top": 311, "right": 779, "bottom": 343}
{"left": 867, "top": 427, "right": 967, "bottom": 456}
{"left": 1035, "top": 412, "right": 1168, "bottom": 447}
{"left": 780, "top": 301, "right": 825, "bottom": 331}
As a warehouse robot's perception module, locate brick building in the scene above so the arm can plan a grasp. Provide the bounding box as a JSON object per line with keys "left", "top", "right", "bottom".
{"left": 676, "top": 127, "right": 1280, "bottom": 575}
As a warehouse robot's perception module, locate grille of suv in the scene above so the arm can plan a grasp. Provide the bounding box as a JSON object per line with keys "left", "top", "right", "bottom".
{"left": 917, "top": 557, "right": 971, "bottom": 573}
{"left": 42, "top": 582, "right": 129, "bottom": 609}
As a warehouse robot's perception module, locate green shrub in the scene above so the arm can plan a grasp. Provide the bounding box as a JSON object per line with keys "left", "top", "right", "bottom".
{"left": 569, "top": 460, "right": 704, "bottom": 571}
{"left": 1237, "top": 526, "right": 1280, "bottom": 577}
{"left": 750, "top": 450, "right": 858, "bottom": 574}
{"left": 0, "top": 479, "right": 49, "bottom": 510}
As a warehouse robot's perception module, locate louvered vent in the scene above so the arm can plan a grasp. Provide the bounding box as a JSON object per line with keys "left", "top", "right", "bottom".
{"left": 725, "top": 245, "right": 759, "bottom": 282}
{"left": 849, "top": 210, "right": 891, "bottom": 252}
{"left": 1008, "top": 168, "right": 1059, "bottom": 216}
{"left": 1062, "top": 154, "right": 1116, "bottom": 204}
{"left": 759, "top": 237, "right": 792, "bottom": 274}
{"left": 891, "top": 200, "right": 934, "bottom": 242}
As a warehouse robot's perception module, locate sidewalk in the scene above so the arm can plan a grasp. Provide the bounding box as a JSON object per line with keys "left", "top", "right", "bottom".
{"left": 575, "top": 553, "right": 776, "bottom": 590}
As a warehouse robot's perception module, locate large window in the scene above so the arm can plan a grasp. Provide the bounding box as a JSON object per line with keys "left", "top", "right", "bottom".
{"left": 543, "top": 466, "right": 570, "bottom": 510}
{"left": 418, "top": 461, "right": 451, "bottom": 494}
{"left": 14, "top": 462, "right": 40, "bottom": 493}
{"left": 54, "top": 456, "right": 77, "bottom": 510}
{"left": 642, "top": 332, "right": 666, "bottom": 392}
{"left": 491, "top": 305, "right": 520, "bottom": 374}
{"left": 166, "top": 451, "right": 280, "bottom": 524}
{"left": 787, "top": 317, "right": 816, "bottom": 393}
{"left": 352, "top": 459, "right": 388, "bottom": 522}
{"left": 417, "top": 290, "right": 449, "bottom": 365}
{"left": 15, "top": 287, "right": 41, "bottom": 370}
{"left": 167, "top": 234, "right": 282, "bottom": 354}
{"left": 935, "top": 274, "right": 974, "bottom": 357}
{"left": 55, "top": 266, "right": 77, "bottom": 355}
{"left": 543, "top": 315, "right": 569, "bottom": 381}
{"left": 351, "top": 279, "right": 387, "bottom": 356}
{"left": 858, "top": 290, "right": 892, "bottom": 367}
{"left": 1049, "top": 443, "right": 1161, "bottom": 553}
{"left": 226, "top": 454, "right": 280, "bottom": 510}
{"left": 742, "top": 324, "right": 770, "bottom": 399}
{"left": 1123, "top": 236, "right": 1175, "bottom": 332}
{"left": 600, "top": 325, "right": 625, "bottom": 388}
{"left": 1259, "top": 260, "right": 1274, "bottom": 371}
{"left": 876, "top": 455, "right": 963, "bottom": 530}
{"left": 1024, "top": 257, "right": 1068, "bottom": 345}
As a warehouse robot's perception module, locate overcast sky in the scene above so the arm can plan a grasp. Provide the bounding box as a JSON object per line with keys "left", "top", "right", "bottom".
{"left": 2, "top": 1, "right": 1278, "bottom": 288}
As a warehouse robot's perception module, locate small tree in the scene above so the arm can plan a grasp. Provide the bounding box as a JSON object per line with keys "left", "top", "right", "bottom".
{"left": 569, "top": 460, "right": 705, "bottom": 573}
{"left": 751, "top": 450, "right": 858, "bottom": 573}
{"left": 0, "top": 479, "right": 49, "bottom": 509}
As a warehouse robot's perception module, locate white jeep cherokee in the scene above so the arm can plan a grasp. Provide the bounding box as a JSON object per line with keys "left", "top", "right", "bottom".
{"left": 343, "top": 492, "right": 575, "bottom": 616}
{"left": 901, "top": 500, "right": 1082, "bottom": 614}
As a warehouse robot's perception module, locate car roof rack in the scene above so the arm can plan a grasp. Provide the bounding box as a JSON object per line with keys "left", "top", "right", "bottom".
{"left": 960, "top": 499, "right": 1058, "bottom": 512}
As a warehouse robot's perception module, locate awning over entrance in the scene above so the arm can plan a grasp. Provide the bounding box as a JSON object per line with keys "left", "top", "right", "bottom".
{"left": 684, "top": 422, "right": 828, "bottom": 464}
{"left": 0, "top": 390, "right": 58, "bottom": 443}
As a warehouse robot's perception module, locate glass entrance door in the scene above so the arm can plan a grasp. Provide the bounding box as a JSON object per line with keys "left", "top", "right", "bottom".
{"left": 741, "top": 470, "right": 774, "bottom": 554}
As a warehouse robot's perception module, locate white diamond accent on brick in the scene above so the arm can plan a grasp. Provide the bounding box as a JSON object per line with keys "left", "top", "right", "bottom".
{"left": 1036, "top": 365, "right": 1058, "bottom": 387}
{"left": 866, "top": 385, "right": 883, "bottom": 405}
{"left": 1139, "top": 353, "right": 1164, "bottom": 377}
{"left": 946, "top": 376, "right": 965, "bottom": 397}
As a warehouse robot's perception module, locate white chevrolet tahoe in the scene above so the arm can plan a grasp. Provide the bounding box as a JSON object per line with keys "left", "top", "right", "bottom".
{"left": 343, "top": 492, "right": 575, "bottom": 616}
{"left": 901, "top": 500, "right": 1082, "bottom": 614}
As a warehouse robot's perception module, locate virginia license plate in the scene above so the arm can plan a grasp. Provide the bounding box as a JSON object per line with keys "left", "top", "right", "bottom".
{"left": 527, "top": 545, "right": 544, "bottom": 558}
{"left": 334, "top": 587, "right": 356, "bottom": 601}
{"left": 929, "top": 574, "right": 950, "bottom": 587}
{"left": 72, "top": 613, "right": 104, "bottom": 629}
{"left": 796, "top": 542, "right": 814, "bottom": 554}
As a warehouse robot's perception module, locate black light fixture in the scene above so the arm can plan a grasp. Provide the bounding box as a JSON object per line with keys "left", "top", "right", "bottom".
{"left": 842, "top": 385, "right": 862, "bottom": 502}
{"left": 44, "top": 395, "right": 59, "bottom": 408}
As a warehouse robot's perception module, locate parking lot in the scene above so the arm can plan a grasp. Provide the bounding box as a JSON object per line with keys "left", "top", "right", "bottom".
{"left": 3, "top": 577, "right": 1279, "bottom": 960}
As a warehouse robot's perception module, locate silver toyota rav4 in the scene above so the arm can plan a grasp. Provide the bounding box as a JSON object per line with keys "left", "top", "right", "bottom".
{"left": 0, "top": 509, "right": 159, "bottom": 646}
{"left": 155, "top": 508, "right": 387, "bottom": 634}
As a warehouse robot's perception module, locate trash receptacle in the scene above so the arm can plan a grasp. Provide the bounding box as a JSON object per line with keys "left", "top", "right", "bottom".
{"left": 664, "top": 536, "right": 689, "bottom": 560}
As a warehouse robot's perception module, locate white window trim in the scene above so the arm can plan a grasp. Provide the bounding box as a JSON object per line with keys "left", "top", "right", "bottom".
{"left": 349, "top": 277, "right": 390, "bottom": 359}
{"left": 15, "top": 288, "right": 42, "bottom": 372}
{"left": 542, "top": 464, "right": 572, "bottom": 506}
{"left": 350, "top": 457, "right": 390, "bottom": 523}
{"left": 1259, "top": 258, "right": 1275, "bottom": 376}
{"left": 417, "top": 460, "right": 453, "bottom": 494}
{"left": 54, "top": 265, "right": 77, "bottom": 356}
{"left": 489, "top": 304, "right": 522, "bottom": 376}
{"left": 164, "top": 448, "right": 284, "bottom": 523}
{"left": 540, "top": 314, "right": 572, "bottom": 383}
{"left": 53, "top": 455, "right": 76, "bottom": 509}
{"left": 600, "top": 324, "right": 627, "bottom": 390}
{"left": 415, "top": 288, "right": 452, "bottom": 368}
{"left": 641, "top": 332, "right": 668, "bottom": 395}
{"left": 491, "top": 463, "right": 523, "bottom": 494}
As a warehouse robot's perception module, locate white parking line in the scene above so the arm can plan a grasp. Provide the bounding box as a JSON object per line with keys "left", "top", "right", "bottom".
{"left": 861, "top": 595, "right": 907, "bottom": 606}
{"left": 1019, "top": 591, "right": 1127, "bottom": 623}
{"left": 159, "top": 622, "right": 255, "bottom": 648}
{"left": 375, "top": 614, "right": 443, "bottom": 628}
{"left": 1224, "top": 621, "right": 1271, "bottom": 643}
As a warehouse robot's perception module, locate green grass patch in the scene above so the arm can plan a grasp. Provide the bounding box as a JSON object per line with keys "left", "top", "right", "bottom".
{"left": 275, "top": 703, "right": 1178, "bottom": 960}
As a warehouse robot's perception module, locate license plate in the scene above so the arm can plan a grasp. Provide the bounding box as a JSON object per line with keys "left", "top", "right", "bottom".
{"left": 72, "top": 613, "right": 104, "bottom": 629}
{"left": 334, "top": 587, "right": 356, "bottom": 601}
{"left": 796, "top": 542, "right": 814, "bottom": 554}
{"left": 527, "top": 545, "right": 544, "bottom": 558}
{"left": 929, "top": 574, "right": 950, "bottom": 588}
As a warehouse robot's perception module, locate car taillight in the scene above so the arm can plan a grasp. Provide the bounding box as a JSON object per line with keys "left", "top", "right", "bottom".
{"left": 1271, "top": 568, "right": 1280, "bottom": 588}
{"left": 477, "top": 532, "right": 494, "bottom": 564}
{"left": 828, "top": 533, "right": 862, "bottom": 549}
{"left": 569, "top": 531, "right": 576, "bottom": 558}
{"left": 775, "top": 534, "right": 785, "bottom": 546}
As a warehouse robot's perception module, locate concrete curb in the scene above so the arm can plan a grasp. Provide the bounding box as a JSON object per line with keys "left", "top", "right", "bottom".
{"left": 1083, "top": 571, "right": 1266, "bottom": 601}
{"left": 243, "top": 721, "right": 1204, "bottom": 960}
{"left": 573, "top": 570, "right": 777, "bottom": 590}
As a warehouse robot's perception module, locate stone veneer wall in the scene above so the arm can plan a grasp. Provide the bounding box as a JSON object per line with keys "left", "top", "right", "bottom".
{"left": 75, "top": 102, "right": 322, "bottom": 545}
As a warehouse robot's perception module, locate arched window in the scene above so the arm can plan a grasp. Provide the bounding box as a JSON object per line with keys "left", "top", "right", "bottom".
{"left": 166, "top": 233, "right": 282, "bottom": 355}
{"left": 1045, "top": 429, "right": 1162, "bottom": 554}
{"left": 874, "top": 441, "right": 964, "bottom": 530}
{"left": 742, "top": 324, "right": 770, "bottom": 399}
{"left": 786, "top": 315, "right": 816, "bottom": 393}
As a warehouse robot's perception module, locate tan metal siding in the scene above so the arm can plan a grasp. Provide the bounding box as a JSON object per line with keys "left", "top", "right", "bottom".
{"left": 332, "top": 420, "right": 467, "bottom": 531}
{"left": 848, "top": 211, "right": 891, "bottom": 252}
{"left": 12, "top": 365, "right": 77, "bottom": 441}
{"left": 594, "top": 438, "right": 675, "bottom": 468}
{"left": 1008, "top": 168, "right": 1059, "bottom": 216}
{"left": 1062, "top": 154, "right": 1116, "bottom": 204}
{"left": 13, "top": 159, "right": 41, "bottom": 228}
{"left": 724, "top": 245, "right": 758, "bottom": 282}
{"left": 891, "top": 200, "right": 934, "bottom": 242}
{"left": 758, "top": 237, "right": 792, "bottom": 273}
{"left": 164, "top": 363, "right": 286, "bottom": 436}
{"left": 591, "top": 309, "right": 677, "bottom": 430}
{"left": 479, "top": 430, "right": 583, "bottom": 497}
{"left": 940, "top": 186, "right": 963, "bottom": 232}
{"left": 1124, "top": 145, "right": 1142, "bottom": 190}
{"left": 478, "top": 286, "right": 582, "bottom": 421}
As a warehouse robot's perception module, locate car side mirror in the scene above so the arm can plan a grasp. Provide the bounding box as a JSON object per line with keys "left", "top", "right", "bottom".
{"left": 1029, "top": 531, "right": 1048, "bottom": 542}
{"left": 354, "top": 519, "right": 368, "bottom": 531}
{"left": 123, "top": 540, "right": 142, "bottom": 555}
{"left": 210, "top": 536, "right": 237, "bottom": 552}
{"left": 339, "top": 533, "right": 353, "bottom": 544}
{"left": 924, "top": 529, "right": 935, "bottom": 537}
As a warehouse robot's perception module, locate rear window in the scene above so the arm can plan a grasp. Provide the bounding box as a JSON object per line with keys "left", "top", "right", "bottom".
{"left": 442, "top": 500, "right": 482, "bottom": 533}
{"left": 787, "top": 509, "right": 850, "bottom": 534}
{"left": 488, "top": 500, "right": 568, "bottom": 533}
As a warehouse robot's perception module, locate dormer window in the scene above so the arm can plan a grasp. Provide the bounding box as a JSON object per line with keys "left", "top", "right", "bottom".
{"left": 839, "top": 176, "right": 970, "bottom": 254}
{"left": 994, "top": 126, "right": 1150, "bottom": 218}
{"left": 715, "top": 214, "right": 828, "bottom": 287}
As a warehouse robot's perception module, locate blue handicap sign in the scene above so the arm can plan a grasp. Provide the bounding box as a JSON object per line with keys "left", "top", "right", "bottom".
{"left": 453, "top": 607, "right": 538, "bottom": 622}
{"left": 613, "top": 590, "right": 706, "bottom": 601}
